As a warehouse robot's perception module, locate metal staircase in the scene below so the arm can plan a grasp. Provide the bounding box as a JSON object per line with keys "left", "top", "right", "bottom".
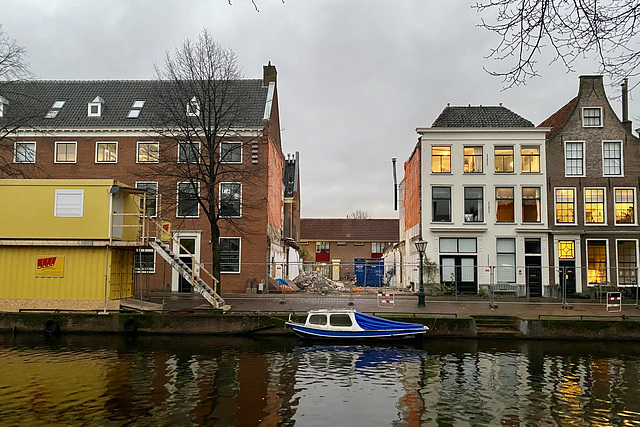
{"left": 149, "top": 240, "right": 229, "bottom": 311}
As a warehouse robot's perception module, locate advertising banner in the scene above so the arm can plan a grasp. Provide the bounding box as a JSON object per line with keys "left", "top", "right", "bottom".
{"left": 35, "top": 256, "right": 65, "bottom": 278}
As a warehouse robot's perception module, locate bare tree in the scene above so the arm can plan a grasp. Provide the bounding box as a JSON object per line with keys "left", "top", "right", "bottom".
{"left": 475, "top": 0, "right": 640, "bottom": 88}
{"left": 347, "top": 209, "right": 371, "bottom": 220}
{"left": 150, "top": 30, "right": 262, "bottom": 292}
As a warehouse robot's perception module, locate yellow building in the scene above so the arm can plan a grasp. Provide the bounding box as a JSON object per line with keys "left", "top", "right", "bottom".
{"left": 0, "top": 179, "right": 147, "bottom": 312}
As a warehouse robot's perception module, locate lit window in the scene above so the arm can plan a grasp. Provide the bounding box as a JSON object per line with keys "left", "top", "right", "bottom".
{"left": 55, "top": 142, "right": 77, "bottom": 163}
{"left": 583, "top": 107, "right": 602, "bottom": 127}
{"left": 497, "top": 238, "right": 516, "bottom": 283}
{"left": 13, "top": 142, "right": 36, "bottom": 163}
{"left": 617, "top": 241, "right": 638, "bottom": 286}
{"left": 495, "top": 187, "right": 514, "bottom": 222}
{"left": 463, "top": 146, "right": 483, "bottom": 173}
{"left": 585, "top": 189, "right": 605, "bottom": 224}
{"left": 178, "top": 141, "right": 200, "bottom": 163}
{"left": 221, "top": 141, "right": 242, "bottom": 163}
{"left": 220, "top": 237, "right": 240, "bottom": 272}
{"left": 431, "top": 146, "right": 451, "bottom": 173}
{"left": 135, "top": 182, "right": 158, "bottom": 217}
{"left": 177, "top": 182, "right": 199, "bottom": 217}
{"left": 555, "top": 188, "right": 575, "bottom": 224}
{"left": 134, "top": 249, "right": 155, "bottom": 273}
{"left": 522, "top": 187, "right": 541, "bottom": 223}
{"left": 464, "top": 187, "right": 483, "bottom": 222}
{"left": 587, "top": 240, "right": 607, "bottom": 284}
{"left": 521, "top": 146, "right": 540, "bottom": 173}
{"left": 432, "top": 187, "right": 451, "bottom": 222}
{"left": 137, "top": 142, "right": 159, "bottom": 163}
{"left": 603, "top": 141, "right": 622, "bottom": 176}
{"left": 127, "top": 100, "right": 145, "bottom": 118}
{"left": 558, "top": 241, "right": 575, "bottom": 259}
{"left": 45, "top": 100, "right": 66, "bottom": 118}
{"left": 615, "top": 189, "right": 635, "bottom": 224}
{"left": 565, "top": 142, "right": 584, "bottom": 176}
{"left": 96, "top": 142, "right": 117, "bottom": 163}
{"left": 219, "top": 182, "right": 241, "bottom": 217}
{"left": 494, "top": 146, "right": 514, "bottom": 173}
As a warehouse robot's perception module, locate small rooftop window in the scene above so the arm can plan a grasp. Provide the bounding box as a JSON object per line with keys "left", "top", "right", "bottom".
{"left": 45, "top": 100, "right": 66, "bottom": 119}
{"left": 88, "top": 96, "right": 104, "bottom": 117}
{"left": 127, "top": 100, "right": 145, "bottom": 118}
{"left": 187, "top": 96, "right": 200, "bottom": 117}
{"left": 0, "top": 96, "right": 8, "bottom": 117}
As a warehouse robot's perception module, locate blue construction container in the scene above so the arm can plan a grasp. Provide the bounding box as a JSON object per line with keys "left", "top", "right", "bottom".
{"left": 354, "top": 258, "right": 384, "bottom": 286}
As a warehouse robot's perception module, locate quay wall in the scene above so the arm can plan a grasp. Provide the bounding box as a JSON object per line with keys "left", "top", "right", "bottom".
{"left": 2, "top": 312, "right": 640, "bottom": 340}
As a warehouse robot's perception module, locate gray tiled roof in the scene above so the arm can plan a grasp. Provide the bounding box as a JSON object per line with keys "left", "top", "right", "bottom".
{"left": 0, "top": 79, "right": 269, "bottom": 128}
{"left": 432, "top": 105, "right": 534, "bottom": 128}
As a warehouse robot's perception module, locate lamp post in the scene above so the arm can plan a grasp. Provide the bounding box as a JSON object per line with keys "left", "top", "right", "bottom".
{"left": 415, "top": 238, "right": 428, "bottom": 308}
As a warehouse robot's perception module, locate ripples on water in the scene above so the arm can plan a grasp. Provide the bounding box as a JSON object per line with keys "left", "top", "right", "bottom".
{"left": 2, "top": 335, "right": 640, "bottom": 426}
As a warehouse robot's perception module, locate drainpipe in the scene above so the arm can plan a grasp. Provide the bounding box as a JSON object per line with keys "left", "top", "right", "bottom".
{"left": 622, "top": 79, "right": 632, "bottom": 134}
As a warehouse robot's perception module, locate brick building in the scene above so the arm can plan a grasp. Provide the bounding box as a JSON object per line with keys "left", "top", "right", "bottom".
{"left": 0, "top": 64, "right": 301, "bottom": 295}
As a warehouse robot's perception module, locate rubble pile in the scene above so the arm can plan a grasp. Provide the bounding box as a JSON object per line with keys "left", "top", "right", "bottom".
{"left": 290, "top": 271, "right": 346, "bottom": 293}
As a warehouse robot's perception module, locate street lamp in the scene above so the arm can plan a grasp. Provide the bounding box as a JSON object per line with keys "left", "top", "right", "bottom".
{"left": 415, "top": 238, "right": 428, "bottom": 308}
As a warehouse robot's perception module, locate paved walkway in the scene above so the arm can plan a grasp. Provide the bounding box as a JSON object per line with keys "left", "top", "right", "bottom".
{"left": 142, "top": 291, "right": 640, "bottom": 319}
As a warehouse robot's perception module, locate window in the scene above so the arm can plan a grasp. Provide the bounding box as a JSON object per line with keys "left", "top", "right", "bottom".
{"left": 128, "top": 100, "right": 145, "bottom": 119}
{"left": 525, "top": 238, "right": 541, "bottom": 254}
{"left": 558, "top": 241, "right": 575, "bottom": 259}
{"left": 354, "top": 242, "right": 364, "bottom": 246}
{"left": 55, "top": 142, "right": 77, "bottom": 163}
{"left": 329, "top": 314, "right": 352, "bottom": 327}
{"left": 316, "top": 241, "right": 329, "bottom": 253}
{"left": 439, "top": 238, "right": 477, "bottom": 253}
{"left": 135, "top": 182, "right": 158, "bottom": 217}
{"left": 432, "top": 187, "right": 451, "bottom": 222}
{"left": 96, "top": 142, "right": 117, "bottom": 163}
{"left": 137, "top": 142, "right": 159, "bottom": 163}
{"left": 372, "top": 242, "right": 385, "bottom": 253}
{"left": 0, "top": 96, "right": 7, "bottom": 117}
{"left": 565, "top": 141, "right": 584, "bottom": 176}
{"left": 585, "top": 189, "right": 605, "bottom": 224}
{"left": 13, "top": 142, "right": 35, "bottom": 163}
{"left": 45, "top": 100, "right": 65, "bottom": 118}
{"left": 431, "top": 146, "right": 451, "bottom": 173}
{"left": 521, "top": 146, "right": 540, "bottom": 173}
{"left": 178, "top": 141, "right": 200, "bottom": 163}
{"left": 496, "top": 238, "right": 516, "bottom": 283}
{"left": 187, "top": 96, "right": 200, "bottom": 116}
{"left": 603, "top": 141, "right": 622, "bottom": 176}
{"left": 54, "top": 189, "right": 83, "bottom": 217}
{"left": 555, "top": 188, "right": 575, "bottom": 224}
{"left": 220, "top": 183, "right": 241, "bottom": 217}
{"left": 221, "top": 142, "right": 242, "bottom": 163}
{"left": 463, "top": 146, "right": 483, "bottom": 173}
{"left": 309, "top": 314, "right": 327, "bottom": 325}
{"left": 134, "top": 249, "right": 155, "bottom": 273}
{"left": 587, "top": 240, "right": 607, "bottom": 284}
{"left": 88, "top": 96, "right": 104, "bottom": 117}
{"left": 177, "top": 182, "right": 199, "bottom": 217}
{"left": 617, "top": 241, "right": 638, "bottom": 286}
{"left": 494, "top": 146, "right": 514, "bottom": 173}
{"left": 464, "top": 187, "right": 483, "bottom": 222}
{"left": 522, "top": 187, "right": 541, "bottom": 223}
{"left": 495, "top": 187, "right": 514, "bottom": 222}
{"left": 615, "top": 189, "right": 635, "bottom": 224}
{"left": 583, "top": 107, "right": 602, "bottom": 127}
{"left": 220, "top": 237, "right": 240, "bottom": 272}
{"left": 337, "top": 241, "right": 347, "bottom": 246}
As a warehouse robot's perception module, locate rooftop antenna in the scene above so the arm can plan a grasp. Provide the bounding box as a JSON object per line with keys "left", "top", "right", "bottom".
{"left": 392, "top": 158, "right": 398, "bottom": 211}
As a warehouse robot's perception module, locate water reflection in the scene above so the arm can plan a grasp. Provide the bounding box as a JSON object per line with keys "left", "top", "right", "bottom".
{"left": 1, "top": 334, "right": 640, "bottom": 426}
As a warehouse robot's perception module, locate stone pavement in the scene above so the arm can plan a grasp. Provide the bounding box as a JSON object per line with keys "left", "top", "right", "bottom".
{"left": 144, "top": 291, "right": 640, "bottom": 319}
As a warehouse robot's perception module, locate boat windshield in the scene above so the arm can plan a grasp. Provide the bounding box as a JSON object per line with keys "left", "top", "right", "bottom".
{"left": 309, "top": 314, "right": 327, "bottom": 325}
{"left": 329, "top": 314, "right": 352, "bottom": 327}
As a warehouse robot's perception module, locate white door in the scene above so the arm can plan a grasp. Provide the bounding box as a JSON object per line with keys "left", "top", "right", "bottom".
{"left": 171, "top": 231, "right": 201, "bottom": 293}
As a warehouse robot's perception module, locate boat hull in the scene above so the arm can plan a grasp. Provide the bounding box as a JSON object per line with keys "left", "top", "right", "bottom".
{"left": 287, "top": 323, "right": 428, "bottom": 340}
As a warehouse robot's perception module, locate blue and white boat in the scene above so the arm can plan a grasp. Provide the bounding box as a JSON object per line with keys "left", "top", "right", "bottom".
{"left": 286, "top": 309, "right": 429, "bottom": 340}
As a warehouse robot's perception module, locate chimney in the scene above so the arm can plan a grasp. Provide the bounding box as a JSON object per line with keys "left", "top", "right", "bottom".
{"left": 622, "top": 78, "right": 632, "bottom": 133}
{"left": 263, "top": 61, "right": 277, "bottom": 87}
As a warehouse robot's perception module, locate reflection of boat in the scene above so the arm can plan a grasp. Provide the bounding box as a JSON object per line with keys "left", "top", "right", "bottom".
{"left": 286, "top": 309, "right": 429, "bottom": 340}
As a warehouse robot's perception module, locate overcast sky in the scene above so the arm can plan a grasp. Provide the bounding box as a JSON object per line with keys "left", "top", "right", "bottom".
{"left": 3, "top": 1, "right": 638, "bottom": 218}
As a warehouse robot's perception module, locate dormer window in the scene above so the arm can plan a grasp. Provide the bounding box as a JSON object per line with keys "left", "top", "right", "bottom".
{"left": 0, "top": 96, "right": 8, "bottom": 117}
{"left": 187, "top": 96, "right": 200, "bottom": 117}
{"left": 127, "top": 100, "right": 145, "bottom": 118}
{"left": 45, "top": 100, "right": 66, "bottom": 119}
{"left": 88, "top": 96, "right": 104, "bottom": 117}
{"left": 583, "top": 107, "right": 602, "bottom": 127}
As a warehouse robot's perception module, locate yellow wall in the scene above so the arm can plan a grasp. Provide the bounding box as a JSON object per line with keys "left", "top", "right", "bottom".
{"left": 0, "top": 246, "right": 133, "bottom": 301}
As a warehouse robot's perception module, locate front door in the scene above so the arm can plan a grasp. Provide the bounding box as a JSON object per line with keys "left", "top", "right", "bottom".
{"left": 172, "top": 232, "right": 201, "bottom": 293}
{"left": 526, "top": 256, "right": 542, "bottom": 297}
{"left": 559, "top": 260, "right": 576, "bottom": 297}
{"left": 440, "top": 256, "right": 477, "bottom": 294}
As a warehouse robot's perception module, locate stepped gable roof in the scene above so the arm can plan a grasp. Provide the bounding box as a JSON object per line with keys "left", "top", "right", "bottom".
{"left": 0, "top": 79, "right": 268, "bottom": 128}
{"left": 300, "top": 218, "right": 399, "bottom": 242}
{"left": 432, "top": 105, "right": 534, "bottom": 128}
{"left": 538, "top": 97, "right": 578, "bottom": 140}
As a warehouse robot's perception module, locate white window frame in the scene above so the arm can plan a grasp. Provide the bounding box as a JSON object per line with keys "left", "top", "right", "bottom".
{"left": 0, "top": 96, "right": 8, "bottom": 117}
{"left": 186, "top": 96, "right": 200, "bottom": 117}
{"left": 13, "top": 141, "right": 36, "bottom": 163}
{"left": 95, "top": 141, "right": 118, "bottom": 163}
{"left": 136, "top": 141, "right": 159, "bottom": 163}
{"left": 584, "top": 187, "right": 607, "bottom": 226}
{"left": 564, "top": 141, "right": 585, "bottom": 177}
{"left": 602, "top": 140, "right": 623, "bottom": 177}
{"left": 128, "top": 100, "right": 145, "bottom": 119}
{"left": 134, "top": 248, "right": 156, "bottom": 273}
{"left": 176, "top": 182, "right": 199, "bottom": 218}
{"left": 615, "top": 239, "right": 639, "bottom": 287}
{"left": 586, "top": 238, "right": 609, "bottom": 285}
{"left": 220, "top": 141, "right": 243, "bottom": 164}
{"left": 554, "top": 187, "right": 577, "bottom": 226}
{"left": 46, "top": 100, "right": 66, "bottom": 118}
{"left": 520, "top": 145, "right": 541, "bottom": 173}
{"left": 582, "top": 107, "right": 603, "bottom": 127}
{"left": 219, "top": 182, "right": 242, "bottom": 218}
{"left": 54, "top": 141, "right": 77, "bottom": 164}
{"left": 135, "top": 181, "right": 159, "bottom": 218}
{"left": 496, "top": 238, "right": 516, "bottom": 283}
{"left": 54, "top": 189, "right": 84, "bottom": 217}
{"left": 614, "top": 187, "right": 637, "bottom": 226}
{"left": 220, "top": 237, "right": 241, "bottom": 273}
{"left": 178, "top": 141, "right": 200, "bottom": 163}
{"left": 88, "top": 97, "right": 104, "bottom": 117}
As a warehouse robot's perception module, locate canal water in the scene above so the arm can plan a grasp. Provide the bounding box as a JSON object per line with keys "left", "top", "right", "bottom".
{"left": 1, "top": 334, "right": 640, "bottom": 426}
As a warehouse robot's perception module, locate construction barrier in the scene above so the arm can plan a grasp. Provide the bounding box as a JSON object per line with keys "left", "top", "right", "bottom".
{"left": 377, "top": 291, "right": 395, "bottom": 308}
{"left": 606, "top": 292, "right": 622, "bottom": 312}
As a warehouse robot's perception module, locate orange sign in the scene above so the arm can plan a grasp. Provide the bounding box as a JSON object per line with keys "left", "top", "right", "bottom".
{"left": 161, "top": 220, "right": 172, "bottom": 242}
{"left": 36, "top": 256, "right": 65, "bottom": 278}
